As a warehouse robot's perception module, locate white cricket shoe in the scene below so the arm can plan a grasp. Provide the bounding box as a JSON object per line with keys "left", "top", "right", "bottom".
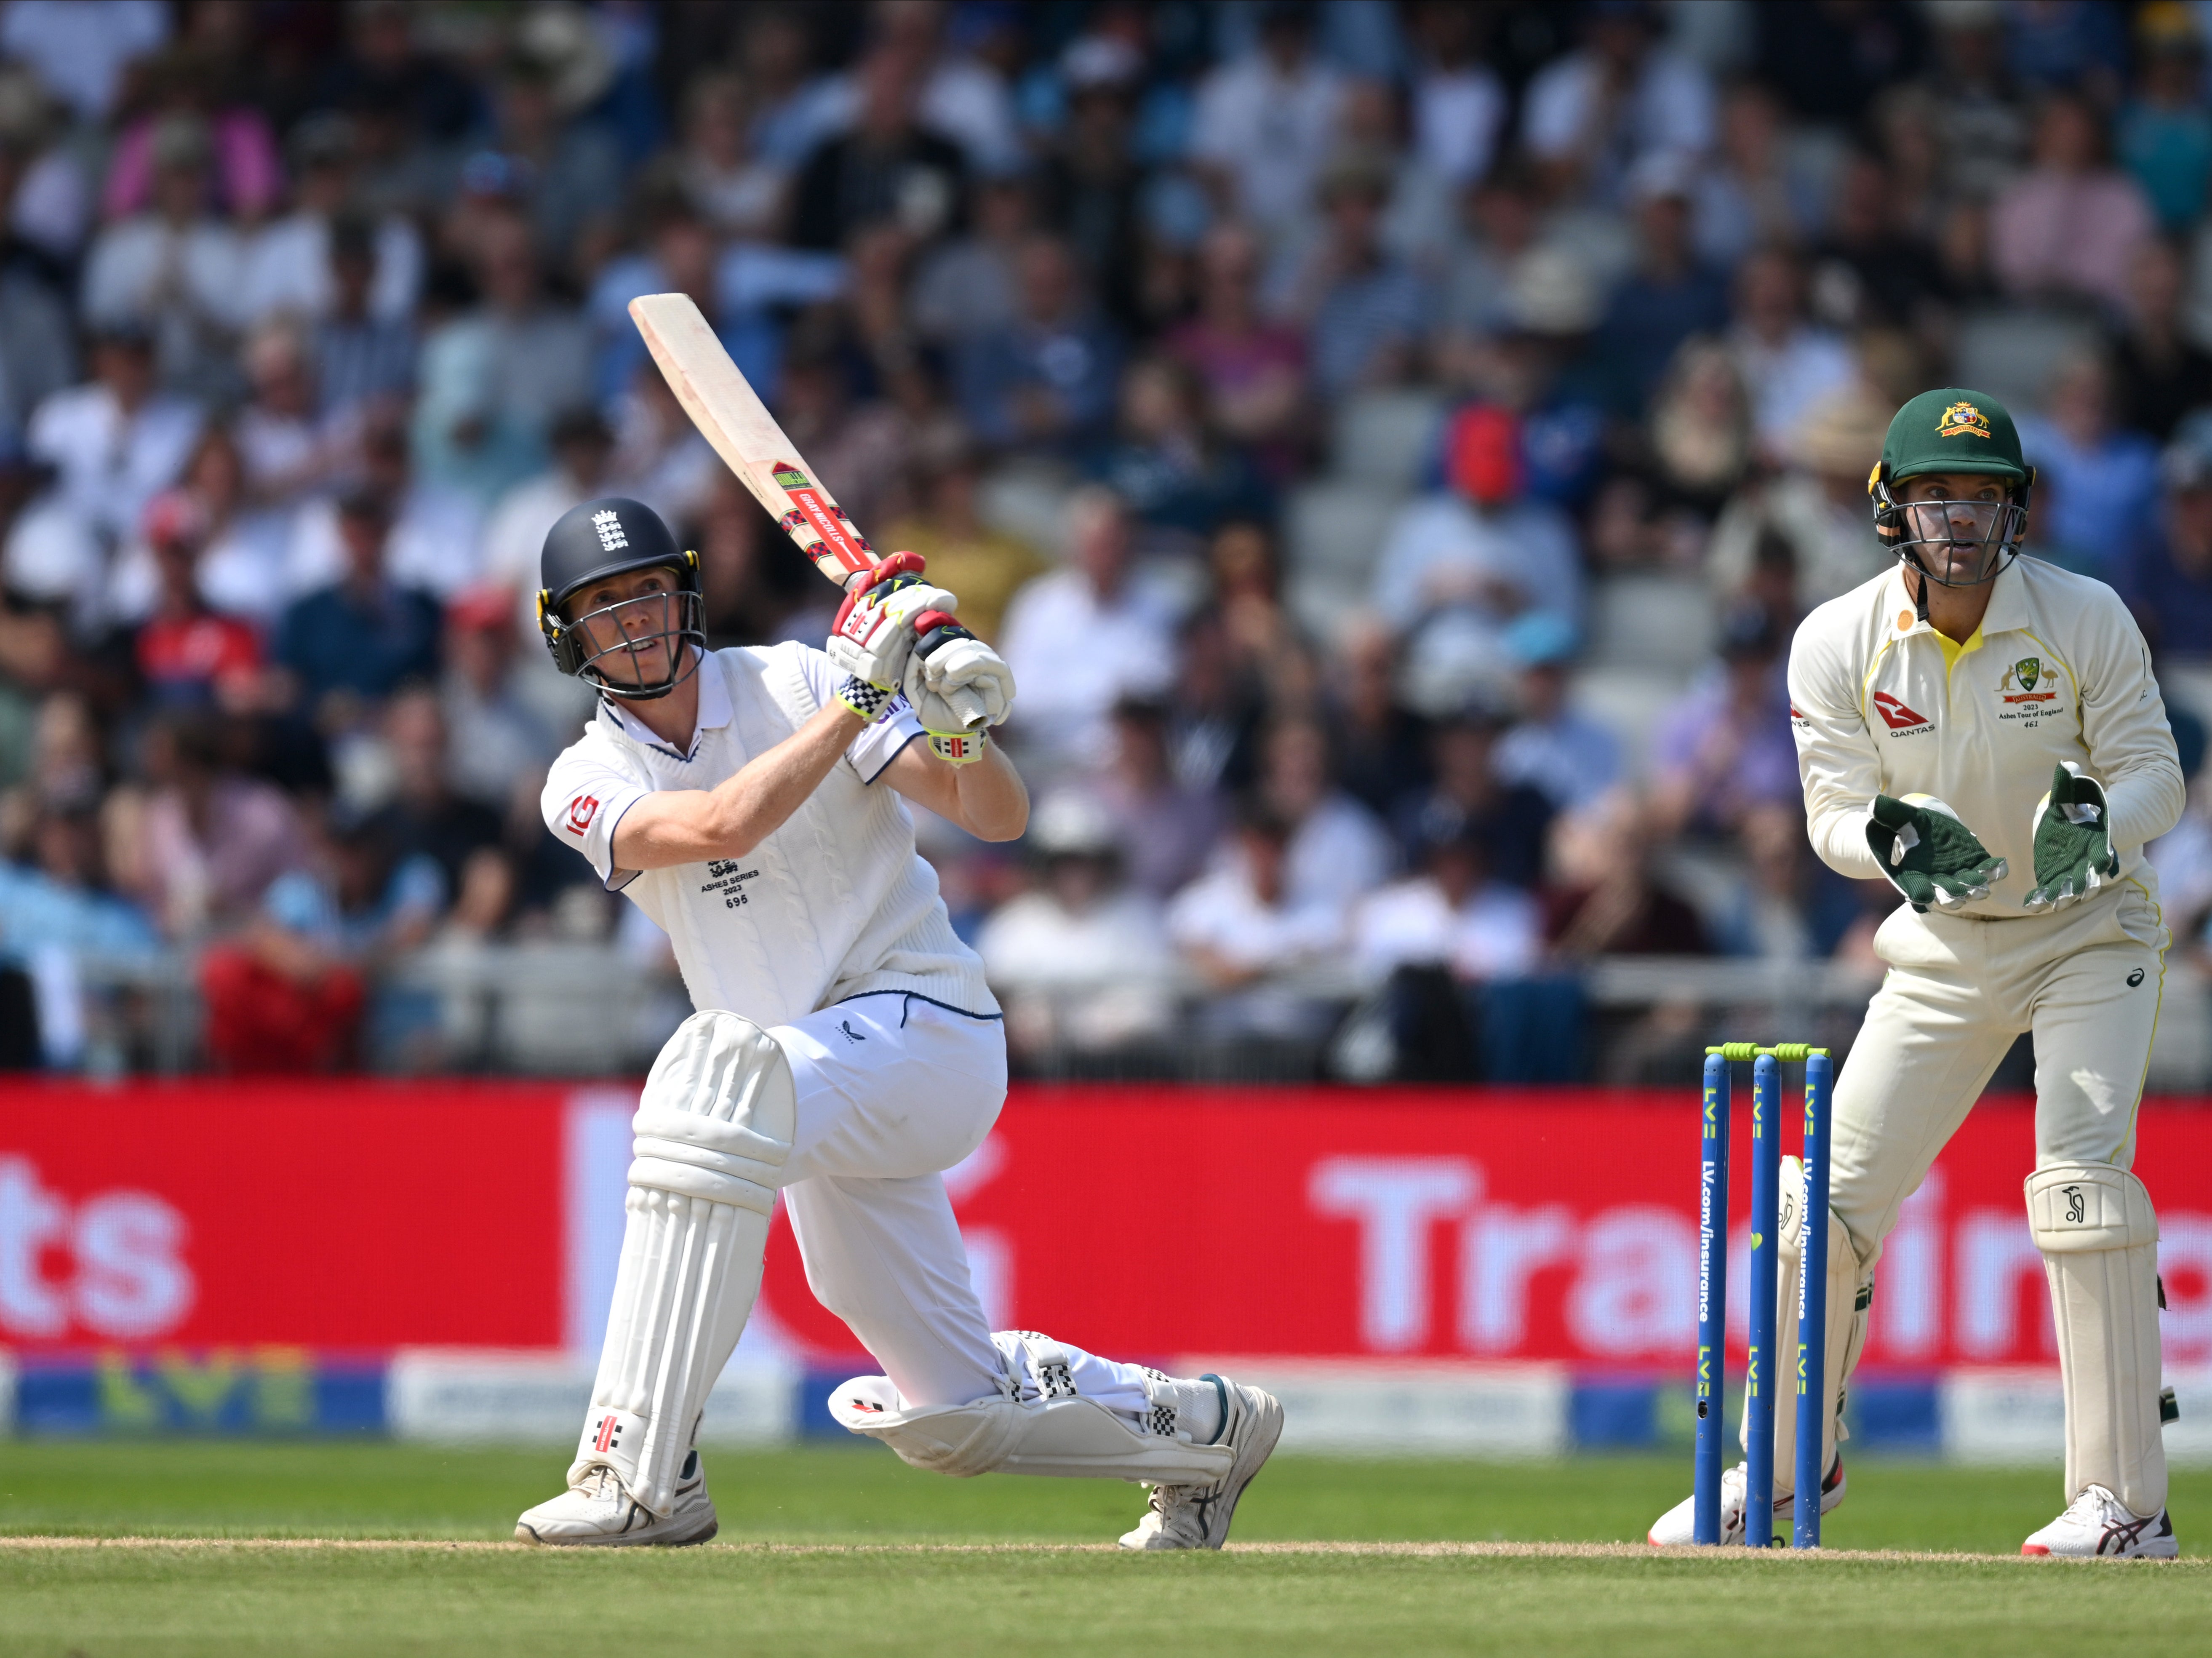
{"left": 2021, "top": 1485, "right": 2178, "bottom": 1559}
{"left": 1646, "top": 1453, "right": 1846, "bottom": 1546}
{"left": 515, "top": 1452, "right": 718, "bottom": 1547}
{"left": 1119, "top": 1376, "right": 1284, "bottom": 1551}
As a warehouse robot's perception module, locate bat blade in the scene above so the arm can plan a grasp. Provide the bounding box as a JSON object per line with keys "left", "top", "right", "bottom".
{"left": 628, "top": 292, "right": 875, "bottom": 587}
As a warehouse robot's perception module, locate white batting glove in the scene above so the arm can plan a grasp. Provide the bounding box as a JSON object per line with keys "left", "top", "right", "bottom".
{"left": 826, "top": 563, "right": 955, "bottom": 712}
{"left": 903, "top": 611, "right": 1015, "bottom": 763}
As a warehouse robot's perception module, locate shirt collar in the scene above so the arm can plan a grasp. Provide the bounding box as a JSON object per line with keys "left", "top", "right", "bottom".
{"left": 600, "top": 648, "right": 727, "bottom": 759}
{"left": 1881, "top": 559, "right": 2030, "bottom": 641}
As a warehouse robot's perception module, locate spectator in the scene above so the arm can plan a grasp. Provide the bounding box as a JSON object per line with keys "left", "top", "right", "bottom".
{"left": 1692, "top": 80, "right": 1827, "bottom": 272}
{"left": 412, "top": 206, "right": 593, "bottom": 506}
{"left": 875, "top": 433, "right": 1044, "bottom": 643}
{"left": 1352, "top": 823, "right": 1542, "bottom": 987}
{"left": 1280, "top": 149, "right": 1430, "bottom": 401}
{"left": 954, "top": 234, "right": 1122, "bottom": 451}
{"left": 1708, "top": 801, "right": 1861, "bottom": 962}
{"left": 787, "top": 49, "right": 968, "bottom": 253}
{"left": 1753, "top": 0, "right": 1925, "bottom": 132}
{"left": 107, "top": 424, "right": 288, "bottom": 628}
{"left": 1406, "top": 1, "right": 1507, "bottom": 191}
{"left": 1520, "top": 1, "right": 1716, "bottom": 206}
{"left": 2018, "top": 350, "right": 2162, "bottom": 570}
{"left": 438, "top": 584, "right": 563, "bottom": 813}
{"left": 1390, "top": 705, "right": 1553, "bottom": 892}
{"left": 1726, "top": 247, "right": 1855, "bottom": 456}
{"left": 81, "top": 116, "right": 249, "bottom": 398}
{"left": 27, "top": 323, "right": 201, "bottom": 546}
{"left": 313, "top": 212, "right": 420, "bottom": 422}
{"left": 1372, "top": 403, "right": 1582, "bottom": 715}
{"left": 480, "top": 408, "right": 619, "bottom": 601}
{"left": 1493, "top": 614, "right": 1620, "bottom": 815}
{"left": 1544, "top": 792, "right": 1710, "bottom": 959}
{"left": 485, "top": 43, "right": 626, "bottom": 267}
{"left": 1166, "top": 799, "right": 1342, "bottom": 1039}
{"left": 129, "top": 490, "right": 260, "bottom": 711}
{"left": 1644, "top": 335, "right": 1753, "bottom": 525}
{"left": 1436, "top": 158, "right": 1552, "bottom": 347}
{"left": 0, "top": 804, "right": 158, "bottom": 1066}
{"left": 0, "top": 0, "right": 170, "bottom": 127}
{"left": 849, "top": 0, "right": 1024, "bottom": 177}
{"left": 288, "top": 411, "right": 484, "bottom": 604}
{"left": 2148, "top": 703, "right": 2212, "bottom": 942}
{"left": 0, "top": 122, "right": 77, "bottom": 434}
{"left": 1706, "top": 385, "right": 1891, "bottom": 612}
{"left": 1091, "top": 356, "right": 1270, "bottom": 545}
{"left": 1093, "top": 697, "right": 1222, "bottom": 902}
{"left": 2112, "top": 238, "right": 2212, "bottom": 444}
{"left": 1166, "top": 222, "right": 1308, "bottom": 479}
{"left": 113, "top": 710, "right": 302, "bottom": 937}
{"left": 273, "top": 486, "right": 440, "bottom": 724}
{"left": 1037, "top": 36, "right": 1147, "bottom": 333}
{"left": 242, "top": 114, "right": 423, "bottom": 331}
{"left": 2117, "top": 7, "right": 2212, "bottom": 235}
{"left": 365, "top": 686, "right": 504, "bottom": 897}
{"left": 998, "top": 486, "right": 1175, "bottom": 770}
{"left": 977, "top": 790, "right": 1175, "bottom": 1059}
{"left": 1648, "top": 601, "right": 1801, "bottom": 844}
{"left": 1595, "top": 151, "right": 1730, "bottom": 417}
{"left": 1189, "top": 3, "right": 1344, "bottom": 239}
{"left": 1331, "top": 617, "right": 1430, "bottom": 819}
{"left": 1209, "top": 518, "right": 1315, "bottom": 716}
{"left": 1991, "top": 91, "right": 2155, "bottom": 314}
{"left": 1915, "top": 6, "right": 2029, "bottom": 205}
{"left": 1808, "top": 152, "right": 1937, "bottom": 332}
{"left": 1260, "top": 716, "right": 1394, "bottom": 916}
{"left": 671, "top": 71, "right": 786, "bottom": 240}
{"left": 2119, "top": 414, "right": 2212, "bottom": 658}
{"left": 198, "top": 837, "right": 374, "bottom": 1074}
{"left": 910, "top": 173, "right": 1032, "bottom": 348}
{"left": 235, "top": 319, "right": 352, "bottom": 515}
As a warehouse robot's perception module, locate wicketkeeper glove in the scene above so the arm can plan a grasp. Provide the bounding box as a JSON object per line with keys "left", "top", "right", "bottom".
{"left": 2025, "top": 761, "right": 2119, "bottom": 913}
{"left": 903, "top": 610, "right": 1015, "bottom": 764}
{"left": 1866, "top": 792, "right": 2008, "bottom": 913}
{"left": 825, "top": 553, "right": 955, "bottom": 716}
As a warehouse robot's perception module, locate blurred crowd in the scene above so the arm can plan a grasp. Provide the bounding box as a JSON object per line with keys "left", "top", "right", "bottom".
{"left": 14, "top": 0, "right": 2212, "bottom": 1080}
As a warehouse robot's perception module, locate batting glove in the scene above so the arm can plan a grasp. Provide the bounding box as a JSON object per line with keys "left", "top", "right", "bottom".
{"left": 903, "top": 611, "right": 1012, "bottom": 764}
{"left": 826, "top": 554, "right": 955, "bottom": 709}
{"left": 2025, "top": 762, "right": 2119, "bottom": 912}
{"left": 1866, "top": 793, "right": 2008, "bottom": 913}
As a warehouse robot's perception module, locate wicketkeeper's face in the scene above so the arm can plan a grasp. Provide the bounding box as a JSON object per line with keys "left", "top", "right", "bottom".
{"left": 568, "top": 565, "right": 687, "bottom": 687}
{"left": 1899, "top": 471, "right": 2015, "bottom": 587}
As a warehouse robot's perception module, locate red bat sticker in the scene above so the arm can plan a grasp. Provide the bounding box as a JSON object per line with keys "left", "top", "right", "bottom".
{"left": 771, "top": 461, "right": 871, "bottom": 574}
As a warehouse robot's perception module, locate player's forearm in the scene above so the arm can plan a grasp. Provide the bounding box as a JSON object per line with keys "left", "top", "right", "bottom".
{"left": 949, "top": 745, "right": 1029, "bottom": 841}
{"left": 614, "top": 704, "right": 866, "bottom": 867}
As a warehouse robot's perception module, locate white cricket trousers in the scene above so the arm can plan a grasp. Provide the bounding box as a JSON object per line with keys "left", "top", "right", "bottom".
{"left": 769, "top": 991, "right": 1153, "bottom": 1412}
{"left": 1786, "top": 881, "right": 2169, "bottom": 1487}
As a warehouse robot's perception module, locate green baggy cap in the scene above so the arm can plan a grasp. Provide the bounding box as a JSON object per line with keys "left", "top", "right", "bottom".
{"left": 1880, "top": 387, "right": 2030, "bottom": 483}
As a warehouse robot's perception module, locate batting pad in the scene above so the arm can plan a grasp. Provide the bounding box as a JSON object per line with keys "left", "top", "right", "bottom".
{"left": 572, "top": 1011, "right": 795, "bottom": 1515}
{"left": 1752, "top": 1157, "right": 1868, "bottom": 1493}
{"left": 2027, "top": 1164, "right": 2168, "bottom": 1518}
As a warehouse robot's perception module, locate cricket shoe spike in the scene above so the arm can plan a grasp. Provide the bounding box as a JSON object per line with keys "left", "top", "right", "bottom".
{"left": 2021, "top": 1485, "right": 2179, "bottom": 1559}
{"left": 1645, "top": 1453, "right": 1846, "bottom": 1546}
{"left": 1119, "top": 1376, "right": 1284, "bottom": 1551}
{"left": 515, "top": 1453, "right": 718, "bottom": 1547}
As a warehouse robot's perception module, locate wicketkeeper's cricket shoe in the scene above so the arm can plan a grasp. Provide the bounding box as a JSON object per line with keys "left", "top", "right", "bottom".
{"left": 515, "top": 1452, "right": 718, "bottom": 1546}
{"left": 2021, "top": 1485, "right": 2179, "bottom": 1559}
{"left": 1118, "top": 1377, "right": 1284, "bottom": 1551}
{"left": 1645, "top": 1453, "right": 1846, "bottom": 1546}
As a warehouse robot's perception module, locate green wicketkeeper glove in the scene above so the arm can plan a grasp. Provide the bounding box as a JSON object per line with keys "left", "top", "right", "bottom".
{"left": 1866, "top": 793, "right": 2008, "bottom": 913}
{"left": 2025, "top": 762, "right": 2119, "bottom": 913}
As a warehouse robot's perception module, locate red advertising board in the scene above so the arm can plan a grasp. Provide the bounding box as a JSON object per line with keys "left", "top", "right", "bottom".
{"left": 3, "top": 1081, "right": 2209, "bottom": 1374}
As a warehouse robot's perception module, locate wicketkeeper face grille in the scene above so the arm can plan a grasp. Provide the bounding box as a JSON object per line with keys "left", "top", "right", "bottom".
{"left": 1870, "top": 467, "right": 2033, "bottom": 596}
{"left": 542, "top": 577, "right": 705, "bottom": 701}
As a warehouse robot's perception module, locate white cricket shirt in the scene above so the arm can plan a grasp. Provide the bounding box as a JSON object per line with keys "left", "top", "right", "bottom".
{"left": 1788, "top": 558, "right": 2185, "bottom": 918}
{"left": 541, "top": 643, "right": 998, "bottom": 1026}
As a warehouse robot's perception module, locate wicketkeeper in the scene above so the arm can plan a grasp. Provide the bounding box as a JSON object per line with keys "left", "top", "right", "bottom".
{"left": 516, "top": 497, "right": 1281, "bottom": 1547}
{"left": 1649, "top": 390, "right": 2185, "bottom": 1557}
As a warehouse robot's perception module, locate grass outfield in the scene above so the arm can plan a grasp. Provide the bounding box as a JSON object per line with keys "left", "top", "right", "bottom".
{"left": 1, "top": 1443, "right": 2207, "bottom": 1656}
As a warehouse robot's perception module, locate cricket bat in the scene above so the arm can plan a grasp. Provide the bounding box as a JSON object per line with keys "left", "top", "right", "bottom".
{"left": 628, "top": 291, "right": 984, "bottom": 728}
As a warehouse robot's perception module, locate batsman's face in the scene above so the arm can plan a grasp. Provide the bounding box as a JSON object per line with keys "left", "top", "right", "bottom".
{"left": 569, "top": 565, "right": 684, "bottom": 686}
{"left": 1900, "top": 472, "right": 2011, "bottom": 585}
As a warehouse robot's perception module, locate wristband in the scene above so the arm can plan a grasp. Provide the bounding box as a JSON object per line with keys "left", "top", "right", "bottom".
{"left": 835, "top": 676, "right": 893, "bottom": 721}
{"left": 927, "top": 729, "right": 987, "bottom": 766}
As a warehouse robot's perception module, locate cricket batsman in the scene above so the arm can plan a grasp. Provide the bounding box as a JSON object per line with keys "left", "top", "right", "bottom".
{"left": 1650, "top": 390, "right": 2185, "bottom": 1556}
{"left": 514, "top": 497, "right": 1281, "bottom": 1547}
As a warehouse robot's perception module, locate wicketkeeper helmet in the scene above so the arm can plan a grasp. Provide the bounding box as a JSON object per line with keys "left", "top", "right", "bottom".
{"left": 536, "top": 496, "right": 704, "bottom": 701}
{"left": 1868, "top": 387, "right": 2036, "bottom": 617}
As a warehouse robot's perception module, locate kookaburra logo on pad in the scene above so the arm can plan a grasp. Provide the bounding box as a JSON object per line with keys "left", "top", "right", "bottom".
{"left": 593, "top": 509, "right": 627, "bottom": 552}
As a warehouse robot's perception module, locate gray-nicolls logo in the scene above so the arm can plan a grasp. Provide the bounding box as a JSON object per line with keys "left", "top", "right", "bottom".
{"left": 593, "top": 509, "right": 627, "bottom": 552}
{"left": 2065, "top": 1185, "right": 2086, "bottom": 1224}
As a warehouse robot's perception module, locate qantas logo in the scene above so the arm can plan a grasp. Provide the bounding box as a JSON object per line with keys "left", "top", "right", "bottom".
{"left": 565, "top": 794, "right": 600, "bottom": 835}
{"left": 1872, "top": 692, "right": 1932, "bottom": 732}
